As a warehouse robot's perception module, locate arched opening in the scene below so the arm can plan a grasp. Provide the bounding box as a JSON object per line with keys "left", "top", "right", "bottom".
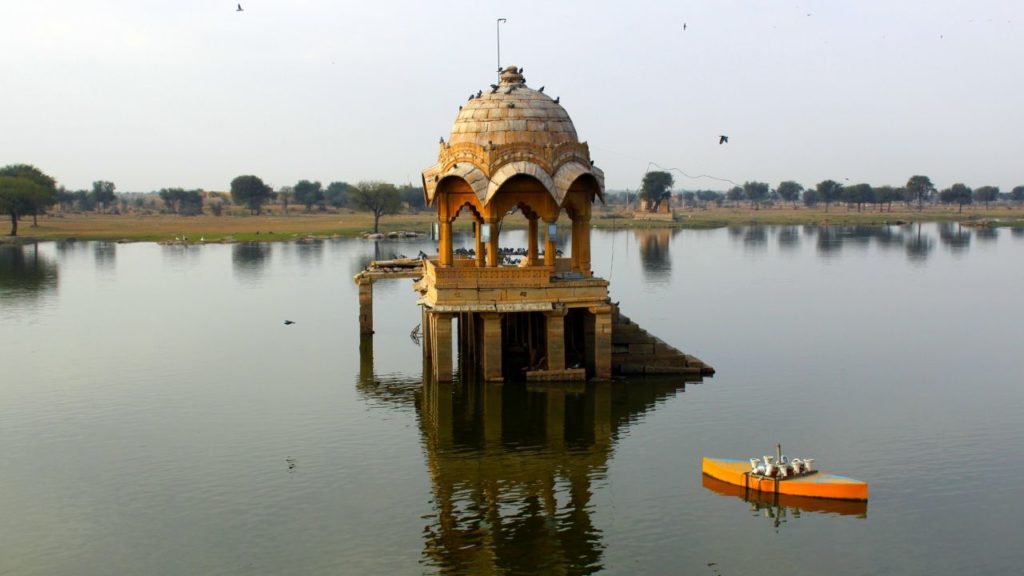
{"left": 488, "top": 174, "right": 560, "bottom": 269}
{"left": 560, "top": 174, "right": 601, "bottom": 276}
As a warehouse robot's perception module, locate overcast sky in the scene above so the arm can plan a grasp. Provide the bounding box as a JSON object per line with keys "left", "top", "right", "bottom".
{"left": 3, "top": 1, "right": 1022, "bottom": 193}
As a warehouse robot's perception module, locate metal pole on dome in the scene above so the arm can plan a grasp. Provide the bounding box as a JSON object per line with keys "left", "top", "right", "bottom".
{"left": 497, "top": 18, "right": 507, "bottom": 71}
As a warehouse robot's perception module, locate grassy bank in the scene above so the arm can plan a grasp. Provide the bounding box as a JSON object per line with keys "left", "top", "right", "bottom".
{"left": 4, "top": 205, "right": 1022, "bottom": 244}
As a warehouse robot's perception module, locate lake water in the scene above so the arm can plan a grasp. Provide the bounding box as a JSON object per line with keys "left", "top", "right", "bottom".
{"left": 2, "top": 223, "right": 1023, "bottom": 575}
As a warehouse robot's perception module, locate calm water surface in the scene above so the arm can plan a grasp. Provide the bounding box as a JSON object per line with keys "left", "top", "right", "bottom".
{"left": 2, "top": 223, "right": 1023, "bottom": 575}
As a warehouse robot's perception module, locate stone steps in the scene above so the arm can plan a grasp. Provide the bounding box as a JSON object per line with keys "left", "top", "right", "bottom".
{"left": 610, "top": 306, "right": 714, "bottom": 377}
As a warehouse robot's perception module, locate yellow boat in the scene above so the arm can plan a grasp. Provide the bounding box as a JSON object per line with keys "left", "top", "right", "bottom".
{"left": 702, "top": 475, "right": 868, "bottom": 516}
{"left": 702, "top": 456, "right": 869, "bottom": 502}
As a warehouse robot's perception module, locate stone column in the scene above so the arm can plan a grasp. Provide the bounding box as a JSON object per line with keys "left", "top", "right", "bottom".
{"left": 475, "top": 220, "right": 485, "bottom": 267}
{"left": 486, "top": 220, "right": 500, "bottom": 267}
{"left": 431, "top": 312, "right": 453, "bottom": 381}
{"left": 570, "top": 218, "right": 581, "bottom": 272}
{"left": 545, "top": 309, "right": 566, "bottom": 371}
{"left": 527, "top": 217, "right": 539, "bottom": 266}
{"left": 544, "top": 221, "right": 556, "bottom": 267}
{"left": 579, "top": 217, "right": 592, "bottom": 275}
{"left": 439, "top": 219, "right": 453, "bottom": 266}
{"left": 591, "top": 308, "right": 612, "bottom": 380}
{"left": 358, "top": 279, "right": 373, "bottom": 335}
{"left": 481, "top": 312, "right": 503, "bottom": 382}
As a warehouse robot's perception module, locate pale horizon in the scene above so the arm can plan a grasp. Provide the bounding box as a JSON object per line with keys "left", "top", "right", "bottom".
{"left": 3, "top": 1, "right": 1022, "bottom": 193}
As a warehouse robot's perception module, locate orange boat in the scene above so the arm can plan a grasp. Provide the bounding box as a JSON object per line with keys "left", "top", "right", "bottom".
{"left": 702, "top": 456, "right": 868, "bottom": 502}
{"left": 702, "top": 475, "right": 868, "bottom": 517}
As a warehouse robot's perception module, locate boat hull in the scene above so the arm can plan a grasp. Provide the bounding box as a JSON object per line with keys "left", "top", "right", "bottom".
{"left": 702, "top": 457, "right": 868, "bottom": 501}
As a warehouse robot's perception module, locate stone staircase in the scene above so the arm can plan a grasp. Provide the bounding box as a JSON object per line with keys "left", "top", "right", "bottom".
{"left": 611, "top": 306, "right": 714, "bottom": 377}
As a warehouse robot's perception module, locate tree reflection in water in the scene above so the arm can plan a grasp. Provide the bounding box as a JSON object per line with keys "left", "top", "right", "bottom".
{"left": 938, "top": 222, "right": 971, "bottom": 252}
{"left": 355, "top": 337, "right": 700, "bottom": 575}
{"left": 905, "top": 223, "right": 935, "bottom": 262}
{"left": 0, "top": 243, "right": 58, "bottom": 304}
{"left": 777, "top": 226, "right": 800, "bottom": 250}
{"left": 634, "top": 229, "right": 676, "bottom": 281}
{"left": 231, "top": 242, "right": 272, "bottom": 281}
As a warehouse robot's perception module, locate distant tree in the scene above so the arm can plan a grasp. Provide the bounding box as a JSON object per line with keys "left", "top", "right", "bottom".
{"left": 55, "top": 186, "right": 75, "bottom": 212}
{"left": 91, "top": 180, "right": 116, "bottom": 212}
{"left": 742, "top": 181, "right": 769, "bottom": 210}
{"left": 400, "top": 184, "right": 426, "bottom": 211}
{"left": 973, "top": 185, "right": 999, "bottom": 207}
{"left": 939, "top": 183, "right": 972, "bottom": 213}
{"left": 873, "top": 186, "right": 897, "bottom": 212}
{"left": 277, "top": 186, "right": 293, "bottom": 214}
{"left": 325, "top": 181, "right": 352, "bottom": 209}
{"left": 639, "top": 171, "right": 674, "bottom": 211}
{"left": 802, "top": 188, "right": 820, "bottom": 207}
{"left": 776, "top": 181, "right": 803, "bottom": 208}
{"left": 230, "top": 175, "right": 275, "bottom": 215}
{"left": 0, "top": 164, "right": 57, "bottom": 234}
{"left": 816, "top": 179, "right": 843, "bottom": 212}
{"left": 350, "top": 181, "right": 401, "bottom": 233}
{"left": 726, "top": 186, "right": 744, "bottom": 206}
{"left": 1011, "top": 185, "right": 1024, "bottom": 205}
{"left": 293, "top": 180, "right": 324, "bottom": 212}
{"left": 159, "top": 188, "right": 204, "bottom": 215}
{"left": 843, "top": 183, "right": 872, "bottom": 212}
{"left": 681, "top": 191, "right": 697, "bottom": 208}
{"left": 696, "top": 190, "right": 723, "bottom": 208}
{"left": 905, "top": 175, "right": 935, "bottom": 211}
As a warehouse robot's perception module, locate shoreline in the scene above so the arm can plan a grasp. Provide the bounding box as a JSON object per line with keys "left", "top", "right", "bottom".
{"left": 2, "top": 207, "right": 1021, "bottom": 245}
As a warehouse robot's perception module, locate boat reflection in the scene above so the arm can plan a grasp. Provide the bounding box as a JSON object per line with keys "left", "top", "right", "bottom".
{"left": 702, "top": 474, "right": 867, "bottom": 528}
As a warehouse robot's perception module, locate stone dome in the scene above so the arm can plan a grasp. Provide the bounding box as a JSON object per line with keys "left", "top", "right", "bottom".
{"left": 448, "top": 66, "right": 578, "bottom": 147}
{"left": 423, "top": 65, "right": 603, "bottom": 208}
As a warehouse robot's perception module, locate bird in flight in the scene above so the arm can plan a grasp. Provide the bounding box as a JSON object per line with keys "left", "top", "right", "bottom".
{"left": 284, "top": 320, "right": 295, "bottom": 325}
{"left": 236, "top": 3, "right": 243, "bottom": 12}
{"left": 719, "top": 135, "right": 729, "bottom": 145}
{"left": 683, "top": 23, "right": 687, "bottom": 31}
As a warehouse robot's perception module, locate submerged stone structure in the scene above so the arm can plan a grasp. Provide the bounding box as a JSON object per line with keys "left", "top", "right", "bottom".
{"left": 357, "top": 66, "right": 712, "bottom": 383}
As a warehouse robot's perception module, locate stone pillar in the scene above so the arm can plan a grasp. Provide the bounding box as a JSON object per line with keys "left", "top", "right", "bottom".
{"left": 527, "top": 217, "right": 539, "bottom": 266}
{"left": 544, "top": 221, "right": 556, "bottom": 267}
{"left": 592, "top": 308, "right": 612, "bottom": 380}
{"left": 481, "top": 312, "right": 503, "bottom": 382}
{"left": 486, "top": 220, "right": 500, "bottom": 267}
{"left": 358, "top": 279, "right": 373, "bottom": 335}
{"left": 475, "top": 220, "right": 485, "bottom": 267}
{"left": 439, "top": 219, "right": 453, "bottom": 266}
{"left": 431, "top": 312, "right": 453, "bottom": 381}
{"left": 545, "top": 309, "right": 566, "bottom": 371}
{"left": 579, "top": 217, "right": 592, "bottom": 275}
{"left": 570, "top": 218, "right": 581, "bottom": 272}
{"left": 358, "top": 335, "right": 374, "bottom": 386}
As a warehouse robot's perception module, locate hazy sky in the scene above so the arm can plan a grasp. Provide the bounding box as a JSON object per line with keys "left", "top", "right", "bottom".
{"left": 3, "top": 1, "right": 1022, "bottom": 193}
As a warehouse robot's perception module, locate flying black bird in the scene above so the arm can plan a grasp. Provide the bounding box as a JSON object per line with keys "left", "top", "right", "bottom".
{"left": 719, "top": 135, "right": 729, "bottom": 144}
{"left": 683, "top": 22, "right": 687, "bottom": 30}
{"left": 237, "top": 3, "right": 243, "bottom": 11}
{"left": 554, "top": 96, "right": 560, "bottom": 104}
{"left": 284, "top": 320, "right": 295, "bottom": 325}
{"left": 538, "top": 86, "right": 545, "bottom": 92}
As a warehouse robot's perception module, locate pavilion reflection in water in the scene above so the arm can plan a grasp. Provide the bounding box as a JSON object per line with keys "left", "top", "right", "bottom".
{"left": 357, "top": 337, "right": 702, "bottom": 574}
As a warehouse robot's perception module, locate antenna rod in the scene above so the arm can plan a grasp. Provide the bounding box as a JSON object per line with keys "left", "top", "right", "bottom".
{"left": 497, "top": 18, "right": 507, "bottom": 70}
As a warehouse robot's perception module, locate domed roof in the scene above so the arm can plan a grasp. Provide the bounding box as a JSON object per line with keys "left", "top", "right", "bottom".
{"left": 423, "top": 66, "right": 604, "bottom": 208}
{"left": 449, "top": 66, "right": 578, "bottom": 147}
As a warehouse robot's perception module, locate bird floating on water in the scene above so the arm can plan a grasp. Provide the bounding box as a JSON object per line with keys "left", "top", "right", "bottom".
{"left": 719, "top": 135, "right": 729, "bottom": 145}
